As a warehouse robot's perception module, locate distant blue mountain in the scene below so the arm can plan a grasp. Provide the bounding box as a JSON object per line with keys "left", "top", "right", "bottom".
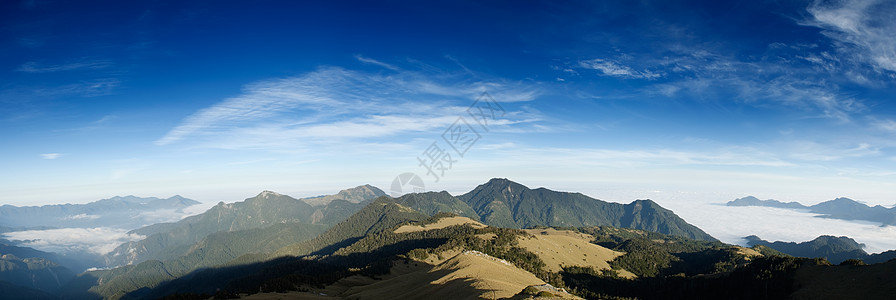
{"left": 727, "top": 196, "right": 896, "bottom": 226}
{"left": 0, "top": 195, "right": 201, "bottom": 230}
{"left": 745, "top": 235, "right": 896, "bottom": 265}
{"left": 727, "top": 196, "right": 806, "bottom": 209}
{"left": 745, "top": 235, "right": 867, "bottom": 264}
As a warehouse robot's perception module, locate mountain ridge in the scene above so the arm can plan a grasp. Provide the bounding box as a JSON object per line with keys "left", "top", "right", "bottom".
{"left": 0, "top": 195, "right": 201, "bottom": 230}
{"left": 454, "top": 178, "right": 716, "bottom": 241}
{"left": 727, "top": 196, "right": 896, "bottom": 225}
{"left": 103, "top": 186, "right": 383, "bottom": 268}
{"left": 745, "top": 235, "right": 896, "bottom": 264}
{"left": 51, "top": 184, "right": 896, "bottom": 300}
{"left": 301, "top": 184, "right": 387, "bottom": 206}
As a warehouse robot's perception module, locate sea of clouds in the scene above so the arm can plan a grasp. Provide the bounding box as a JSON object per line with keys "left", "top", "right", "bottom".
{"left": 654, "top": 194, "right": 896, "bottom": 254}
{"left": 4, "top": 227, "right": 145, "bottom": 255}
{"left": 2, "top": 201, "right": 218, "bottom": 256}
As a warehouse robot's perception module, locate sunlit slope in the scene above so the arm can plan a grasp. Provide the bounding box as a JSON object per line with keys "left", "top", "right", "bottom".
{"left": 343, "top": 251, "right": 545, "bottom": 300}
{"left": 517, "top": 228, "right": 634, "bottom": 278}
{"left": 393, "top": 215, "right": 486, "bottom": 233}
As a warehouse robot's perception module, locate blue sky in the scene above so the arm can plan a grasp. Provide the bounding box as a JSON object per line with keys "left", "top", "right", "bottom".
{"left": 2, "top": 0, "right": 896, "bottom": 207}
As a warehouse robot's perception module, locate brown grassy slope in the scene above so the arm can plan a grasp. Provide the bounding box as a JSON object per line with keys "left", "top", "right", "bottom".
{"left": 517, "top": 228, "right": 635, "bottom": 278}
{"left": 342, "top": 250, "right": 545, "bottom": 300}
{"left": 393, "top": 216, "right": 486, "bottom": 234}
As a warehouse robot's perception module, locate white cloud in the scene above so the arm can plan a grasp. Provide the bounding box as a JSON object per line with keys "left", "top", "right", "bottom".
{"left": 65, "top": 213, "right": 100, "bottom": 220}
{"left": 758, "top": 77, "right": 864, "bottom": 122}
{"left": 874, "top": 118, "right": 896, "bottom": 132}
{"left": 156, "top": 65, "right": 542, "bottom": 149}
{"left": 803, "top": 0, "right": 896, "bottom": 73}
{"left": 579, "top": 58, "right": 661, "bottom": 79}
{"left": 354, "top": 55, "right": 400, "bottom": 71}
{"left": 661, "top": 197, "right": 896, "bottom": 254}
{"left": 646, "top": 55, "right": 863, "bottom": 122}
{"left": 40, "top": 153, "right": 63, "bottom": 159}
{"left": 3, "top": 227, "right": 144, "bottom": 255}
{"left": 786, "top": 141, "right": 881, "bottom": 161}
{"left": 576, "top": 47, "right": 865, "bottom": 122}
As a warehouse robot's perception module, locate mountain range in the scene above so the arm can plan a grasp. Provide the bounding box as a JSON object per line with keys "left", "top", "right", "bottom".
{"left": 0, "top": 195, "right": 201, "bottom": 230}
{"left": 300, "top": 184, "right": 386, "bottom": 206}
{"left": 67, "top": 193, "right": 896, "bottom": 299}
{"left": 103, "top": 179, "right": 712, "bottom": 270}
{"left": 52, "top": 178, "right": 713, "bottom": 298}
{"left": 103, "top": 187, "right": 380, "bottom": 268}
{"left": 453, "top": 178, "right": 715, "bottom": 241}
{"left": 727, "top": 196, "right": 896, "bottom": 226}
{"left": 4, "top": 179, "right": 894, "bottom": 299}
{"left": 745, "top": 235, "right": 896, "bottom": 265}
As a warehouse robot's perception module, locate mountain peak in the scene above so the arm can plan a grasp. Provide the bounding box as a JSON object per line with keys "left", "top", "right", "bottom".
{"left": 103, "top": 195, "right": 151, "bottom": 204}
{"left": 475, "top": 178, "right": 528, "bottom": 192}
{"left": 831, "top": 197, "right": 857, "bottom": 203}
{"left": 484, "top": 177, "right": 514, "bottom": 186}
{"left": 727, "top": 196, "right": 805, "bottom": 209}
{"left": 631, "top": 199, "right": 660, "bottom": 207}
{"left": 302, "top": 184, "right": 387, "bottom": 206}
{"left": 811, "top": 197, "right": 866, "bottom": 210}
{"left": 339, "top": 184, "right": 386, "bottom": 196}
{"left": 257, "top": 190, "right": 283, "bottom": 198}
{"left": 455, "top": 178, "right": 716, "bottom": 241}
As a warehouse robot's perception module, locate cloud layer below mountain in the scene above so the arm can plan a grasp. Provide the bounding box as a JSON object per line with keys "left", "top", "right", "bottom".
{"left": 3, "top": 227, "right": 145, "bottom": 255}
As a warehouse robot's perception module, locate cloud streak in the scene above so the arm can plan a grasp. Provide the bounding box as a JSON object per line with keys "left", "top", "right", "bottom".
{"left": 40, "top": 153, "right": 63, "bottom": 159}
{"left": 16, "top": 59, "right": 113, "bottom": 73}
{"left": 354, "top": 55, "right": 400, "bottom": 71}
{"left": 803, "top": 0, "right": 896, "bottom": 73}
{"left": 578, "top": 46, "right": 865, "bottom": 122}
{"left": 579, "top": 58, "right": 661, "bottom": 79}
{"left": 156, "top": 64, "right": 542, "bottom": 149}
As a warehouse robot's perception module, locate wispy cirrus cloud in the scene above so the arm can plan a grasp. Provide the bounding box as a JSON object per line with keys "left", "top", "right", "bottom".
{"left": 785, "top": 141, "right": 882, "bottom": 161}
{"left": 578, "top": 46, "right": 864, "bottom": 122}
{"left": 0, "top": 78, "right": 121, "bottom": 105}
{"left": 40, "top": 153, "right": 63, "bottom": 159}
{"left": 802, "top": 0, "right": 896, "bottom": 73}
{"left": 578, "top": 58, "right": 661, "bottom": 79}
{"left": 156, "top": 62, "right": 542, "bottom": 149}
{"left": 16, "top": 59, "right": 113, "bottom": 73}
{"left": 873, "top": 118, "right": 896, "bottom": 132}
{"left": 674, "top": 75, "right": 864, "bottom": 122}
{"left": 354, "top": 55, "right": 400, "bottom": 71}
